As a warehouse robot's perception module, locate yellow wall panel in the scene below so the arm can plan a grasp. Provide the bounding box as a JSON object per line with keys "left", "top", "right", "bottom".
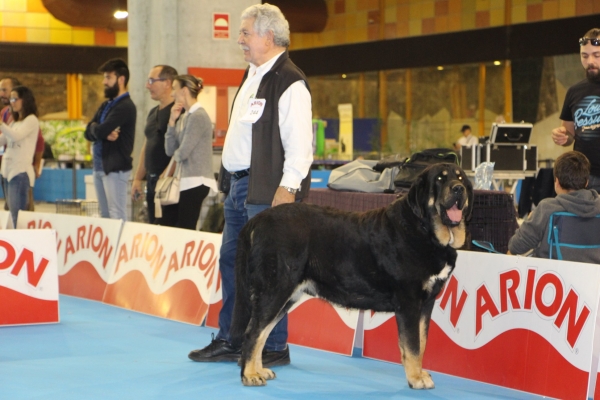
{"left": 345, "top": 13, "right": 357, "bottom": 28}
{"left": 409, "top": 2, "right": 422, "bottom": 19}
{"left": 476, "top": 0, "right": 490, "bottom": 12}
{"left": 26, "top": 26, "right": 49, "bottom": 42}
{"left": 489, "top": 8, "right": 505, "bottom": 26}
{"left": 49, "top": 28, "right": 72, "bottom": 44}
{"left": 512, "top": 0, "right": 526, "bottom": 6}
{"left": 422, "top": 1, "right": 435, "bottom": 18}
{"left": 321, "top": 30, "right": 336, "bottom": 46}
{"left": 4, "top": 0, "right": 26, "bottom": 12}
{"left": 356, "top": 10, "right": 368, "bottom": 26}
{"left": 0, "top": 0, "right": 4, "bottom": 11}
{"left": 448, "top": 0, "right": 462, "bottom": 14}
{"left": 558, "top": 0, "right": 575, "bottom": 18}
{"left": 25, "top": 12, "right": 49, "bottom": 28}
{"left": 2, "top": 26, "right": 26, "bottom": 41}
{"left": 448, "top": 13, "right": 462, "bottom": 31}
{"left": 27, "top": 0, "right": 46, "bottom": 12}
{"left": 346, "top": 0, "right": 357, "bottom": 13}
{"left": 385, "top": 6, "right": 397, "bottom": 23}
{"left": 72, "top": 28, "right": 94, "bottom": 45}
{"left": 461, "top": 12, "right": 476, "bottom": 29}
{"left": 512, "top": 4, "right": 527, "bottom": 23}
{"left": 490, "top": 0, "right": 504, "bottom": 9}
{"left": 115, "top": 31, "right": 128, "bottom": 47}
{"left": 49, "top": 15, "right": 70, "bottom": 29}
{"left": 409, "top": 19, "right": 421, "bottom": 36}
{"left": 542, "top": 0, "right": 559, "bottom": 19}
{"left": 2, "top": 12, "right": 26, "bottom": 27}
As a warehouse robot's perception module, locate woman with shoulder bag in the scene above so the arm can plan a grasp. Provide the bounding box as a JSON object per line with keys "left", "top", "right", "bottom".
{"left": 161, "top": 75, "right": 217, "bottom": 229}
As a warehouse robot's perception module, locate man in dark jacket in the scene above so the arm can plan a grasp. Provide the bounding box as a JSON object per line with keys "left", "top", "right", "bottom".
{"left": 84, "top": 58, "right": 136, "bottom": 220}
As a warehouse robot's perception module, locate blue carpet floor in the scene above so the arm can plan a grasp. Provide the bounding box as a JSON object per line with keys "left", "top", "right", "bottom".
{"left": 0, "top": 296, "right": 547, "bottom": 400}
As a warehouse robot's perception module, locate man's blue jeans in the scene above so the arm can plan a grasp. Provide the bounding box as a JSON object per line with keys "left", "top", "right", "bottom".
{"left": 93, "top": 169, "right": 130, "bottom": 220}
{"left": 215, "top": 174, "right": 288, "bottom": 351}
{"left": 7, "top": 172, "right": 29, "bottom": 227}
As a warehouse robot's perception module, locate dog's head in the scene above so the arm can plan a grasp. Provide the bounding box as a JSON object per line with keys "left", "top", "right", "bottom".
{"left": 407, "top": 163, "right": 473, "bottom": 248}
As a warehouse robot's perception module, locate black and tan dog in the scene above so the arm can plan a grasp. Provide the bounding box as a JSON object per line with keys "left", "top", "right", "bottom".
{"left": 229, "top": 163, "right": 473, "bottom": 389}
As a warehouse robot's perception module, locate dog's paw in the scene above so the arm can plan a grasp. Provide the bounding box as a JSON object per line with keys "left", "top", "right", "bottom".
{"left": 242, "top": 373, "right": 268, "bottom": 387}
{"left": 407, "top": 370, "right": 435, "bottom": 390}
{"left": 258, "top": 367, "right": 276, "bottom": 380}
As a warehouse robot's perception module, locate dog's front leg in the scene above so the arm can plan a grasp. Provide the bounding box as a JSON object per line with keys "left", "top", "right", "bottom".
{"left": 395, "top": 300, "right": 435, "bottom": 390}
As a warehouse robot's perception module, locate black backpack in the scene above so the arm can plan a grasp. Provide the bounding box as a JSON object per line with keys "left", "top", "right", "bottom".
{"left": 393, "top": 148, "right": 459, "bottom": 188}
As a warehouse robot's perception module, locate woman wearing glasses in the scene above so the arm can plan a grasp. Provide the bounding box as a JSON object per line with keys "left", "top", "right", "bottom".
{"left": 0, "top": 86, "right": 39, "bottom": 226}
{"left": 162, "top": 75, "right": 217, "bottom": 229}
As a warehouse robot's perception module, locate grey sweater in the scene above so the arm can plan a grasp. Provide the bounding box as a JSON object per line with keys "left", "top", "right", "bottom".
{"left": 509, "top": 189, "right": 600, "bottom": 262}
{"left": 165, "top": 105, "right": 214, "bottom": 183}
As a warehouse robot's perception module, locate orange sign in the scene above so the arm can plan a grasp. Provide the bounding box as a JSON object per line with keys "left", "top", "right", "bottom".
{"left": 213, "top": 13, "right": 229, "bottom": 40}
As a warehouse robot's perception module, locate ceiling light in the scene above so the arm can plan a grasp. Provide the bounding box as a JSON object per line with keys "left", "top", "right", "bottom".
{"left": 437, "top": 66, "right": 444, "bottom": 71}
{"left": 114, "top": 10, "right": 128, "bottom": 19}
{"left": 493, "top": 61, "right": 501, "bottom": 66}
{"left": 342, "top": 74, "right": 347, "bottom": 78}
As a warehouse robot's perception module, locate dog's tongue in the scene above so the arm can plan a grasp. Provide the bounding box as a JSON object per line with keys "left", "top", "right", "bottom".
{"left": 447, "top": 204, "right": 462, "bottom": 222}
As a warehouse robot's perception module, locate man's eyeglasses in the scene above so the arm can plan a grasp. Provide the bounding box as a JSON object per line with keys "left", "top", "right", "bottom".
{"left": 9, "top": 98, "right": 19, "bottom": 103}
{"left": 579, "top": 37, "right": 600, "bottom": 46}
{"left": 147, "top": 78, "right": 167, "bottom": 85}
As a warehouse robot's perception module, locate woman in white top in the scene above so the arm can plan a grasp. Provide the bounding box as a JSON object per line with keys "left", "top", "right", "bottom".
{"left": 0, "top": 86, "right": 39, "bottom": 226}
{"left": 163, "top": 75, "right": 217, "bottom": 229}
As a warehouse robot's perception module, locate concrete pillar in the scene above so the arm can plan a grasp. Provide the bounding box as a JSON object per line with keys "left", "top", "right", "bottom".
{"left": 127, "top": 0, "right": 255, "bottom": 173}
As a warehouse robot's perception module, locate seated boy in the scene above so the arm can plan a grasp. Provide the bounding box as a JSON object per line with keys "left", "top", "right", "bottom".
{"left": 508, "top": 151, "right": 600, "bottom": 262}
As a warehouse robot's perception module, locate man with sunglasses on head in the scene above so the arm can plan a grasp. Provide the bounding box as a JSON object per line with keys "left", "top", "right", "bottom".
{"left": 131, "top": 65, "right": 178, "bottom": 224}
{"left": 552, "top": 28, "right": 600, "bottom": 192}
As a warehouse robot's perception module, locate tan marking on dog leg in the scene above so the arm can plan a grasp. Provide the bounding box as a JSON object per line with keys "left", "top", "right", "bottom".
{"left": 423, "top": 264, "right": 452, "bottom": 293}
{"left": 242, "top": 320, "right": 278, "bottom": 387}
{"left": 403, "top": 319, "right": 435, "bottom": 389}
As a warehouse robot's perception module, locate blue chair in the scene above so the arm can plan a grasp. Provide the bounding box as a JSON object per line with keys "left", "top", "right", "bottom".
{"left": 547, "top": 211, "right": 600, "bottom": 262}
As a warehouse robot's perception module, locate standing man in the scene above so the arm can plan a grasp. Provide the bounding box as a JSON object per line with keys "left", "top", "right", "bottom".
{"left": 453, "top": 124, "right": 478, "bottom": 151}
{"left": 131, "top": 65, "right": 178, "bottom": 224}
{"left": 552, "top": 28, "right": 600, "bottom": 192}
{"left": 84, "top": 59, "right": 136, "bottom": 220}
{"left": 188, "top": 3, "right": 313, "bottom": 367}
{"left": 0, "top": 77, "right": 45, "bottom": 211}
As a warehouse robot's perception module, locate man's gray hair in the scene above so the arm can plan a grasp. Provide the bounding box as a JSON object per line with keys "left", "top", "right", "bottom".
{"left": 241, "top": 3, "right": 290, "bottom": 48}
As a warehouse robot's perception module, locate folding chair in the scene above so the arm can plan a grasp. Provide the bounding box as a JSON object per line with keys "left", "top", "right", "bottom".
{"left": 547, "top": 211, "right": 600, "bottom": 263}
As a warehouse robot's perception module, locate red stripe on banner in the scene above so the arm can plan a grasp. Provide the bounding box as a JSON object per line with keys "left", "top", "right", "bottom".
{"left": 0, "top": 286, "right": 59, "bottom": 325}
{"left": 288, "top": 297, "right": 355, "bottom": 355}
{"left": 103, "top": 270, "right": 208, "bottom": 325}
{"left": 363, "top": 318, "right": 589, "bottom": 400}
{"left": 595, "top": 373, "right": 600, "bottom": 399}
{"left": 59, "top": 260, "right": 107, "bottom": 301}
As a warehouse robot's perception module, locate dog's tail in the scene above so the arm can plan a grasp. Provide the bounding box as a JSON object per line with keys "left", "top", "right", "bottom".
{"left": 229, "top": 222, "right": 254, "bottom": 349}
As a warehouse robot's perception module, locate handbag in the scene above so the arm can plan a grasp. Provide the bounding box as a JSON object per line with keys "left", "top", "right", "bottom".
{"left": 327, "top": 159, "right": 397, "bottom": 193}
{"left": 154, "top": 158, "right": 181, "bottom": 218}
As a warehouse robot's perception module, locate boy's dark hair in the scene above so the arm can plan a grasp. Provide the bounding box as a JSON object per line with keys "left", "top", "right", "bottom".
{"left": 554, "top": 151, "right": 590, "bottom": 191}
{"left": 156, "top": 65, "right": 178, "bottom": 82}
{"left": 98, "top": 58, "right": 130, "bottom": 87}
{"left": 11, "top": 86, "right": 37, "bottom": 122}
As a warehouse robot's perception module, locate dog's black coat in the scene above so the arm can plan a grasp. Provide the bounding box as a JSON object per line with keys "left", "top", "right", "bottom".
{"left": 230, "top": 163, "right": 473, "bottom": 388}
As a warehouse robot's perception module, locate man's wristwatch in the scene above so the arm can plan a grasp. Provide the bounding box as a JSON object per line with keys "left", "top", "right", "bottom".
{"left": 281, "top": 186, "right": 298, "bottom": 195}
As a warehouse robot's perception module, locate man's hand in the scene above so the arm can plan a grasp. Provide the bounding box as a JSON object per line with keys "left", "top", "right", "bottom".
{"left": 107, "top": 127, "right": 120, "bottom": 141}
{"left": 272, "top": 186, "right": 296, "bottom": 207}
{"left": 551, "top": 126, "right": 573, "bottom": 146}
{"left": 131, "top": 179, "right": 142, "bottom": 201}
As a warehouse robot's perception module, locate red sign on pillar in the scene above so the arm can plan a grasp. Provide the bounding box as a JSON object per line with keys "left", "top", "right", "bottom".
{"left": 213, "top": 13, "right": 230, "bottom": 40}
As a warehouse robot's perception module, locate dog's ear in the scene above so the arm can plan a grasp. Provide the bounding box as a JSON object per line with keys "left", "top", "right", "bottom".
{"left": 407, "top": 172, "right": 429, "bottom": 219}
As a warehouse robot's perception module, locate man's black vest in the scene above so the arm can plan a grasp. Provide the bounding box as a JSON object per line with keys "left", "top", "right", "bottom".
{"left": 219, "top": 51, "right": 312, "bottom": 204}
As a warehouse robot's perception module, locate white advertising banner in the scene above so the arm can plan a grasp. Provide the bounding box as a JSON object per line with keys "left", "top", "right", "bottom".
{"left": 103, "top": 222, "right": 221, "bottom": 325}
{"left": 18, "top": 211, "right": 122, "bottom": 301}
{"left": 362, "top": 251, "right": 600, "bottom": 400}
{"left": 0, "top": 229, "right": 59, "bottom": 325}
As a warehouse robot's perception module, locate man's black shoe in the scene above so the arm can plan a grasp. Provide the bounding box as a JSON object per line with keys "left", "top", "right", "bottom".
{"left": 237, "top": 345, "right": 291, "bottom": 367}
{"left": 188, "top": 333, "right": 241, "bottom": 362}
